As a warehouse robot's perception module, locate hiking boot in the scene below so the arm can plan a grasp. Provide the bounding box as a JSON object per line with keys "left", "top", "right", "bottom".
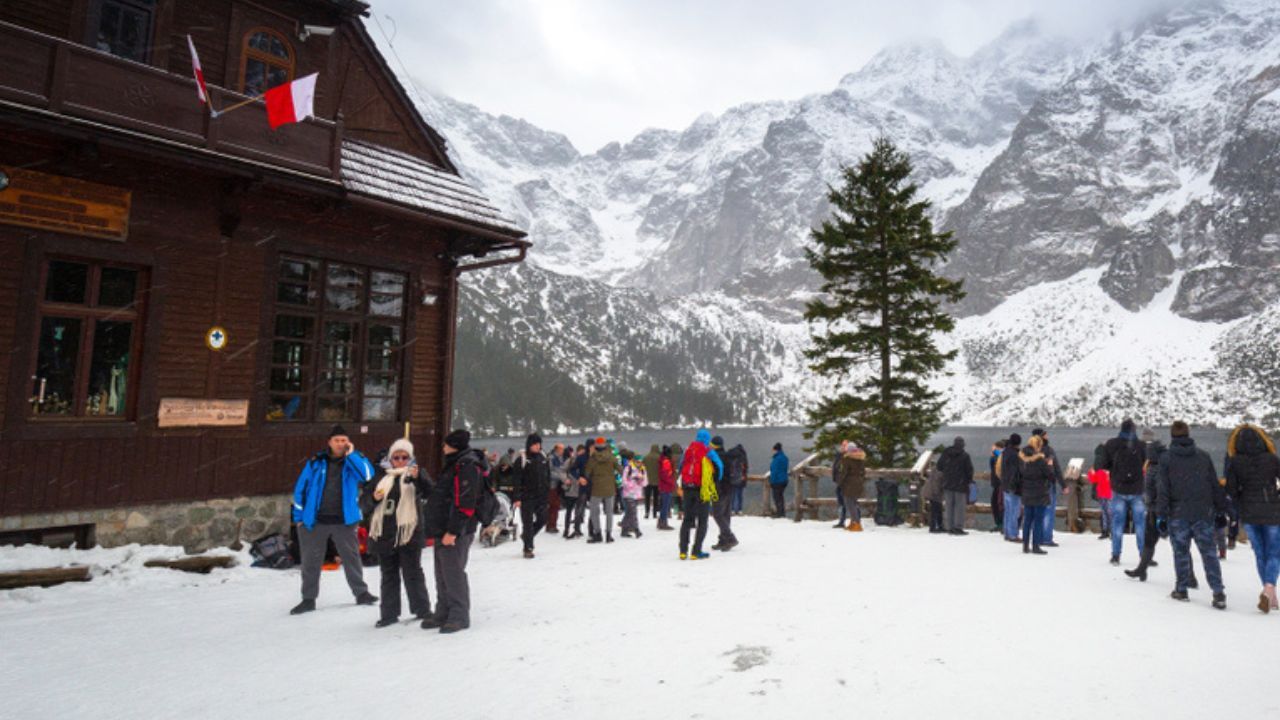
{"left": 355, "top": 592, "right": 378, "bottom": 606}
{"left": 1259, "top": 592, "right": 1271, "bottom": 614}
{"left": 439, "top": 622, "right": 467, "bottom": 634}
{"left": 1170, "top": 590, "right": 1189, "bottom": 601}
{"left": 929, "top": 528, "right": 946, "bottom": 534}
{"left": 1110, "top": 555, "right": 1120, "bottom": 566}
{"left": 948, "top": 529, "right": 968, "bottom": 536}
{"left": 1098, "top": 532, "right": 1110, "bottom": 540}
{"left": 621, "top": 530, "right": 634, "bottom": 538}
{"left": 1212, "top": 593, "right": 1226, "bottom": 610}
{"left": 691, "top": 551, "right": 711, "bottom": 560}
{"left": 1219, "top": 548, "right": 1227, "bottom": 559}
{"left": 1125, "top": 566, "right": 1148, "bottom": 582}
{"left": 547, "top": 528, "right": 559, "bottom": 534}
{"left": 290, "top": 599, "right": 316, "bottom": 615}
{"left": 1023, "top": 546, "right": 1030, "bottom": 554}
{"left": 605, "top": 534, "right": 614, "bottom": 543}
{"left": 1186, "top": 577, "right": 1199, "bottom": 590}
{"left": 679, "top": 553, "right": 688, "bottom": 560}
{"left": 522, "top": 549, "right": 534, "bottom": 559}
{"left": 1148, "top": 560, "right": 1159, "bottom": 567}
{"left": 1031, "top": 547, "right": 1048, "bottom": 555}
{"left": 832, "top": 521, "right": 845, "bottom": 529}
{"left": 587, "top": 533, "right": 602, "bottom": 544}
{"left": 375, "top": 618, "right": 398, "bottom": 629}
{"left": 711, "top": 542, "right": 724, "bottom": 551}
{"left": 635, "top": 529, "right": 643, "bottom": 538}
{"left": 420, "top": 616, "right": 444, "bottom": 630}
{"left": 849, "top": 522, "right": 864, "bottom": 532}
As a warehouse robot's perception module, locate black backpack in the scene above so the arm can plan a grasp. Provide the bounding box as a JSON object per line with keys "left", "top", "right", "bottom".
{"left": 874, "top": 479, "right": 903, "bottom": 527}
{"left": 461, "top": 458, "right": 499, "bottom": 526}
{"left": 726, "top": 447, "right": 748, "bottom": 487}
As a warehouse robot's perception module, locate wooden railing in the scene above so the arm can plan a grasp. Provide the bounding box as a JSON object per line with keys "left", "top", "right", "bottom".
{"left": 0, "top": 21, "right": 341, "bottom": 179}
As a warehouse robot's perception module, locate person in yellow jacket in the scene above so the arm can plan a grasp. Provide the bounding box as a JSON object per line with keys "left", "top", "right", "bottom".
{"left": 678, "top": 429, "right": 722, "bottom": 560}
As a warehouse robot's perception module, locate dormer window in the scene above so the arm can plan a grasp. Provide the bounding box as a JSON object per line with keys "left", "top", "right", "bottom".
{"left": 241, "top": 29, "right": 294, "bottom": 97}
{"left": 86, "top": 0, "right": 155, "bottom": 63}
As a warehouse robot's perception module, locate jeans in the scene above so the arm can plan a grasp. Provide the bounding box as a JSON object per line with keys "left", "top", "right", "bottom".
{"left": 1111, "top": 494, "right": 1146, "bottom": 559}
{"left": 1170, "top": 519, "right": 1224, "bottom": 593}
{"left": 1022, "top": 505, "right": 1046, "bottom": 548}
{"left": 1097, "top": 497, "right": 1113, "bottom": 535}
{"left": 1244, "top": 524, "right": 1280, "bottom": 586}
{"left": 731, "top": 484, "right": 745, "bottom": 514}
{"left": 1042, "top": 483, "right": 1058, "bottom": 542}
{"left": 659, "top": 491, "right": 674, "bottom": 525}
{"left": 1003, "top": 492, "right": 1023, "bottom": 540}
{"left": 771, "top": 483, "right": 788, "bottom": 517}
{"left": 836, "top": 486, "right": 847, "bottom": 524}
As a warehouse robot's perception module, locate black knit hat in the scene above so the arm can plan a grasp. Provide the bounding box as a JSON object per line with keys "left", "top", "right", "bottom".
{"left": 711, "top": 435, "right": 724, "bottom": 448}
{"left": 1009, "top": 432, "right": 1022, "bottom": 446}
{"left": 328, "top": 425, "right": 349, "bottom": 439}
{"left": 526, "top": 432, "right": 543, "bottom": 450}
{"left": 444, "top": 429, "right": 471, "bottom": 450}
{"left": 773, "top": 443, "right": 782, "bottom": 451}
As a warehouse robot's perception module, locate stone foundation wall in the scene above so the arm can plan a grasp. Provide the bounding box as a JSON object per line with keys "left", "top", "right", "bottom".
{"left": 1, "top": 494, "right": 292, "bottom": 553}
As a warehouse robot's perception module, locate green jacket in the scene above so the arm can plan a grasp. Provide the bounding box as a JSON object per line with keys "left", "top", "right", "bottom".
{"left": 642, "top": 445, "right": 662, "bottom": 487}
{"left": 586, "top": 448, "right": 620, "bottom": 498}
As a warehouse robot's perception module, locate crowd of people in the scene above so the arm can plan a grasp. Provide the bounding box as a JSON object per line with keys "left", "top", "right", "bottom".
{"left": 285, "top": 419, "right": 1280, "bottom": 631}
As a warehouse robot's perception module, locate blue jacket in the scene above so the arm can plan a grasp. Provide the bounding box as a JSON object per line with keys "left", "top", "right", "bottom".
{"left": 291, "top": 450, "right": 375, "bottom": 529}
{"left": 770, "top": 451, "right": 790, "bottom": 485}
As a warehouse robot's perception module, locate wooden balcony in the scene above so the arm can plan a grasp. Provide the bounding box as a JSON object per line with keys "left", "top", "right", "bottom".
{"left": 0, "top": 20, "right": 340, "bottom": 180}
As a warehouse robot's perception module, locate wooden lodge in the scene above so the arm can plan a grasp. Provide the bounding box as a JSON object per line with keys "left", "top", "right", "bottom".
{"left": 0, "top": 0, "right": 527, "bottom": 549}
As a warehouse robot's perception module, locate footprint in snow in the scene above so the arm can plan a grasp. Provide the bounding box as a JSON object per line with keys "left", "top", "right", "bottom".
{"left": 724, "top": 645, "right": 772, "bottom": 672}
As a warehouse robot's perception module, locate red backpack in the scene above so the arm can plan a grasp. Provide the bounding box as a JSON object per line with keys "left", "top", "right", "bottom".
{"left": 681, "top": 442, "right": 709, "bottom": 487}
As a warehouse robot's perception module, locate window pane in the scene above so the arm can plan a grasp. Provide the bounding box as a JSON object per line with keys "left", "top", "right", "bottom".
{"left": 280, "top": 257, "right": 318, "bottom": 282}
{"left": 362, "top": 396, "right": 397, "bottom": 421}
{"left": 45, "top": 261, "right": 89, "bottom": 304}
{"left": 369, "top": 293, "right": 403, "bottom": 318}
{"left": 362, "top": 372, "right": 398, "bottom": 397}
{"left": 269, "top": 367, "right": 306, "bottom": 393}
{"left": 317, "top": 396, "right": 354, "bottom": 422}
{"left": 244, "top": 58, "right": 266, "bottom": 96}
{"left": 319, "top": 371, "right": 353, "bottom": 395}
{"left": 322, "top": 345, "right": 354, "bottom": 370}
{"left": 324, "top": 321, "right": 355, "bottom": 345}
{"left": 85, "top": 320, "right": 132, "bottom": 417}
{"left": 325, "top": 264, "right": 364, "bottom": 312}
{"left": 34, "top": 317, "right": 82, "bottom": 416}
{"left": 98, "top": 267, "right": 138, "bottom": 308}
{"left": 266, "top": 65, "right": 289, "bottom": 91}
{"left": 366, "top": 324, "right": 401, "bottom": 371}
{"left": 269, "top": 34, "right": 288, "bottom": 59}
{"left": 370, "top": 271, "right": 405, "bottom": 317}
{"left": 249, "top": 31, "right": 289, "bottom": 60}
{"left": 274, "top": 315, "right": 313, "bottom": 340}
{"left": 277, "top": 282, "right": 315, "bottom": 306}
{"left": 271, "top": 340, "right": 310, "bottom": 366}
{"left": 266, "top": 395, "right": 306, "bottom": 421}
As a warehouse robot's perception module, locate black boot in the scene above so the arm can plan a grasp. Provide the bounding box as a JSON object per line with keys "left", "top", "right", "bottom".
{"left": 290, "top": 599, "right": 316, "bottom": 615}
{"left": 605, "top": 533, "right": 614, "bottom": 543}
{"left": 1031, "top": 546, "right": 1048, "bottom": 555}
{"left": 375, "top": 617, "right": 398, "bottom": 628}
{"left": 1186, "top": 576, "right": 1199, "bottom": 590}
{"left": 1212, "top": 592, "right": 1226, "bottom": 610}
{"left": 1125, "top": 564, "right": 1148, "bottom": 582}
{"left": 355, "top": 591, "right": 378, "bottom": 605}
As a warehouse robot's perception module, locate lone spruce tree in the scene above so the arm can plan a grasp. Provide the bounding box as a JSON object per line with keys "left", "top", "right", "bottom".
{"left": 804, "top": 138, "right": 965, "bottom": 467}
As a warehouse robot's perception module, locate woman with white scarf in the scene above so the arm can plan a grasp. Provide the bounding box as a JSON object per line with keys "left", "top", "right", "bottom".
{"left": 366, "top": 438, "right": 431, "bottom": 628}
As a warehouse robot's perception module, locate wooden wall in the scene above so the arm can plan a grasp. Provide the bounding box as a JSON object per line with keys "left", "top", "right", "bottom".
{"left": 0, "top": 129, "right": 461, "bottom": 519}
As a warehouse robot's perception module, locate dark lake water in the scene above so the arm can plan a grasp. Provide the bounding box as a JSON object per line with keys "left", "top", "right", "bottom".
{"left": 477, "top": 425, "right": 1233, "bottom": 518}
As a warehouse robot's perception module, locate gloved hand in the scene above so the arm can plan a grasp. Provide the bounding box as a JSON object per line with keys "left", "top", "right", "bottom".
{"left": 1214, "top": 514, "right": 1228, "bottom": 529}
{"left": 1155, "top": 516, "right": 1169, "bottom": 538}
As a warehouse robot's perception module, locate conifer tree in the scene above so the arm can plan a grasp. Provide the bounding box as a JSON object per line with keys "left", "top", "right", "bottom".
{"left": 804, "top": 138, "right": 965, "bottom": 467}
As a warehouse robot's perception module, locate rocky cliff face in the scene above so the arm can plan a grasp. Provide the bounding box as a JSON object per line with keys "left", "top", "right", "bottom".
{"left": 398, "top": 0, "right": 1280, "bottom": 433}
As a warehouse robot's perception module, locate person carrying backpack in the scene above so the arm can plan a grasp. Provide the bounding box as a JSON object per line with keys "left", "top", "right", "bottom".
{"left": 712, "top": 439, "right": 746, "bottom": 551}
{"left": 421, "top": 429, "right": 486, "bottom": 634}
{"left": 679, "top": 429, "right": 722, "bottom": 560}
{"left": 1101, "top": 419, "right": 1148, "bottom": 566}
{"left": 513, "top": 433, "right": 551, "bottom": 559}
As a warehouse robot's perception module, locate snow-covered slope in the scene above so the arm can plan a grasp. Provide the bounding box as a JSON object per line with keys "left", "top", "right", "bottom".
{"left": 398, "top": 1, "right": 1280, "bottom": 432}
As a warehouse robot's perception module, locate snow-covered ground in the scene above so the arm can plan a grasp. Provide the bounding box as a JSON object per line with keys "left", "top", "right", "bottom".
{"left": 2, "top": 517, "right": 1275, "bottom": 718}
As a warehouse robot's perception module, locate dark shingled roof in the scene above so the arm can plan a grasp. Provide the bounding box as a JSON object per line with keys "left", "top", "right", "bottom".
{"left": 340, "top": 139, "right": 524, "bottom": 238}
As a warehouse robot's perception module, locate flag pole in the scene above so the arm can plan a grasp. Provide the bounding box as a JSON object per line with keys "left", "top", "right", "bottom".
{"left": 213, "top": 93, "right": 265, "bottom": 118}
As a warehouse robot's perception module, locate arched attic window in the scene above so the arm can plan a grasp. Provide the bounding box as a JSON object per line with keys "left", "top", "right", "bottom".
{"left": 240, "top": 28, "right": 295, "bottom": 96}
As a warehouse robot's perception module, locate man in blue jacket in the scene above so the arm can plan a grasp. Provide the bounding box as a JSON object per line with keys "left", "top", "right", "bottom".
{"left": 290, "top": 425, "right": 377, "bottom": 615}
{"left": 769, "top": 443, "right": 789, "bottom": 518}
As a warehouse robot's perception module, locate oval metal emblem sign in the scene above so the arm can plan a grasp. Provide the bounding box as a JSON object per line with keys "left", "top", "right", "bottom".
{"left": 206, "top": 326, "right": 229, "bottom": 351}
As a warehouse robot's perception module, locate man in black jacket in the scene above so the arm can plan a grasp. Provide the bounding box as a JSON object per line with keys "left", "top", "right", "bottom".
{"left": 514, "top": 432, "right": 551, "bottom": 559}
{"left": 1156, "top": 421, "right": 1226, "bottom": 608}
{"left": 1031, "top": 429, "right": 1064, "bottom": 546}
{"left": 422, "top": 429, "right": 484, "bottom": 633}
{"left": 1101, "top": 419, "right": 1148, "bottom": 565}
{"left": 939, "top": 437, "right": 974, "bottom": 535}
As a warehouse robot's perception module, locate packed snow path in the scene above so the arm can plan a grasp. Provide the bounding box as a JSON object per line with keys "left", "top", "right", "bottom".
{"left": 2, "top": 518, "right": 1275, "bottom": 718}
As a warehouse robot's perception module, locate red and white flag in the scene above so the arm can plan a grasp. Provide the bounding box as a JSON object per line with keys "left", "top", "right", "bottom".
{"left": 186, "top": 34, "right": 208, "bottom": 106}
{"left": 264, "top": 73, "right": 318, "bottom": 129}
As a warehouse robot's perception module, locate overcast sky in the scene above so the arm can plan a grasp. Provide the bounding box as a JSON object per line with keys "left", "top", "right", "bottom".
{"left": 370, "top": 0, "right": 1187, "bottom": 152}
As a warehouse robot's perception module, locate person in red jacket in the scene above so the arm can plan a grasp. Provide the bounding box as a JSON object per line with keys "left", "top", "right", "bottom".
{"left": 657, "top": 445, "right": 676, "bottom": 530}
{"left": 1088, "top": 443, "right": 1114, "bottom": 541}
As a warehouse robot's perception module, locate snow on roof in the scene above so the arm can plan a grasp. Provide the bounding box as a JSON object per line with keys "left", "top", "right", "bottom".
{"left": 340, "top": 139, "right": 525, "bottom": 238}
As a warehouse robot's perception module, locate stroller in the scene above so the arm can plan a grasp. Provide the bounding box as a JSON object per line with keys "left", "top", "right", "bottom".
{"left": 478, "top": 491, "right": 516, "bottom": 548}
